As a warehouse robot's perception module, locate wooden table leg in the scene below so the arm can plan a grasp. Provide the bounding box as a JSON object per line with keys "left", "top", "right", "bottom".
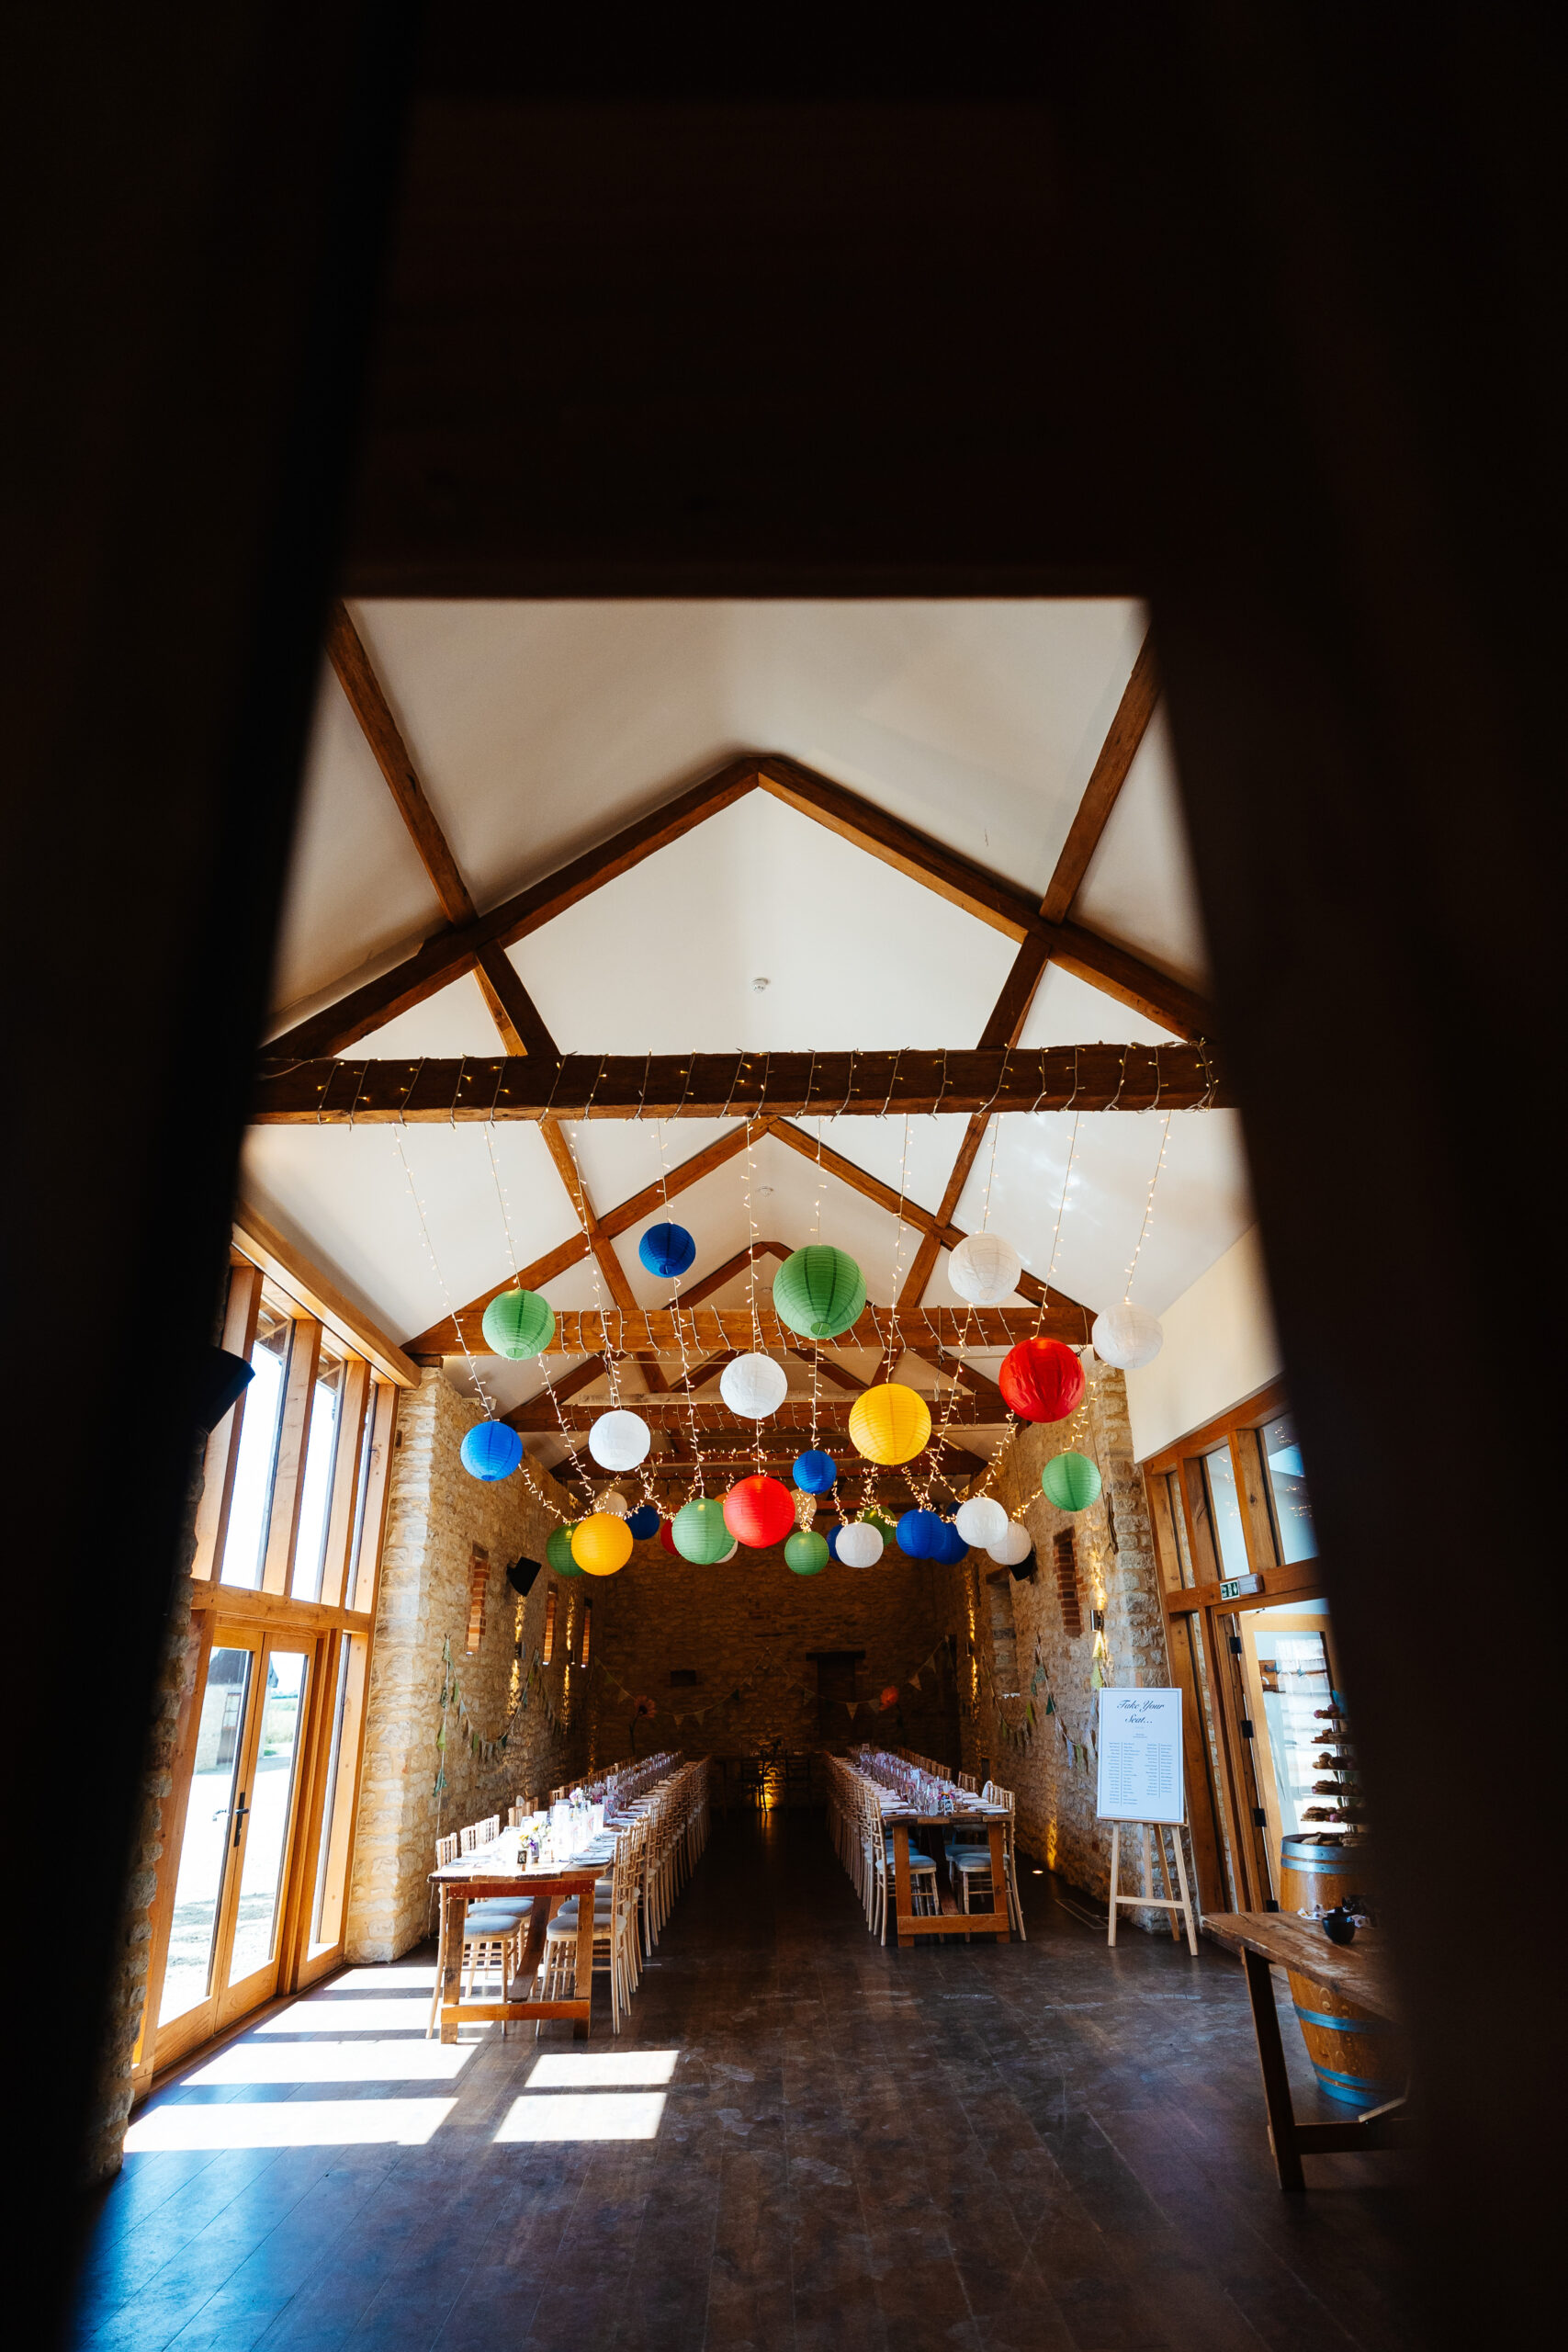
{"left": 893, "top": 1824, "right": 913, "bottom": 1948}
{"left": 988, "top": 1823, "right": 1009, "bottom": 1936}
{"left": 1241, "top": 1946, "right": 1305, "bottom": 2190}
{"left": 438, "top": 1892, "right": 467, "bottom": 2045}
{"left": 573, "top": 1877, "right": 598, "bottom": 2039}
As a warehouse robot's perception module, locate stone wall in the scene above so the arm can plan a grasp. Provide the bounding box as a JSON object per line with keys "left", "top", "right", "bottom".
{"left": 593, "top": 1527, "right": 960, "bottom": 1765}
{"left": 82, "top": 1452, "right": 205, "bottom": 2185}
{"left": 345, "top": 1373, "right": 596, "bottom": 1962}
{"left": 947, "top": 1362, "right": 1173, "bottom": 1923}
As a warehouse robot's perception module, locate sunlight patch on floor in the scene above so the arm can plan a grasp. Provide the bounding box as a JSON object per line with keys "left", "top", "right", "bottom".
{"left": 254, "top": 1997, "right": 434, "bottom": 2034}
{"left": 527, "top": 2050, "right": 678, "bottom": 2087}
{"left": 125, "top": 2098, "right": 457, "bottom": 2152}
{"left": 493, "top": 2092, "right": 667, "bottom": 2143}
{"left": 186, "top": 2039, "right": 474, "bottom": 2085}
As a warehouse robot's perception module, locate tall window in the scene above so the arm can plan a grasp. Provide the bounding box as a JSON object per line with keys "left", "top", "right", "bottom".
{"left": 221, "top": 1306, "right": 292, "bottom": 1588}
{"left": 1258, "top": 1412, "right": 1316, "bottom": 1562}
{"left": 291, "top": 1351, "right": 344, "bottom": 1601}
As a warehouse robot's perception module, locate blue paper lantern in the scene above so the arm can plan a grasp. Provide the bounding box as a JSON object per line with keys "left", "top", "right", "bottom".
{"left": 929, "top": 1520, "right": 968, "bottom": 1566}
{"left": 638, "top": 1221, "right": 696, "bottom": 1279}
{"left": 825, "top": 1521, "right": 841, "bottom": 1560}
{"left": 897, "top": 1508, "right": 942, "bottom": 1559}
{"left": 793, "top": 1448, "right": 837, "bottom": 1494}
{"left": 460, "top": 1420, "right": 523, "bottom": 1482}
{"left": 626, "top": 1505, "right": 660, "bottom": 1541}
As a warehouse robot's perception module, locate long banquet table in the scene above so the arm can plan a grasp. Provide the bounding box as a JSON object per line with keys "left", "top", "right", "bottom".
{"left": 428, "top": 1776, "right": 674, "bottom": 2041}
{"left": 849, "top": 1758, "right": 1015, "bottom": 1946}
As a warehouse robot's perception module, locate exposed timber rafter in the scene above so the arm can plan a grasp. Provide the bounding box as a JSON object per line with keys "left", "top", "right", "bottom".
{"left": 261, "top": 747, "right": 1213, "bottom": 1064}
{"left": 255, "top": 1044, "right": 1224, "bottom": 1125}
{"left": 477, "top": 1306, "right": 1074, "bottom": 1356}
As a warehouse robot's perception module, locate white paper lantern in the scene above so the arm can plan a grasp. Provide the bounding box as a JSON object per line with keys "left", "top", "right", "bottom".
{"left": 949, "top": 1232, "right": 1022, "bottom": 1306}
{"left": 954, "top": 1496, "right": 1009, "bottom": 1549}
{"left": 600, "top": 1487, "right": 630, "bottom": 1519}
{"left": 1091, "top": 1301, "right": 1165, "bottom": 1370}
{"left": 987, "top": 1518, "right": 1033, "bottom": 1566}
{"left": 718, "top": 1539, "right": 739, "bottom": 1563}
{"left": 836, "top": 1521, "right": 885, "bottom": 1567}
{"left": 719, "top": 1351, "right": 788, "bottom": 1419}
{"left": 588, "top": 1408, "right": 651, "bottom": 1471}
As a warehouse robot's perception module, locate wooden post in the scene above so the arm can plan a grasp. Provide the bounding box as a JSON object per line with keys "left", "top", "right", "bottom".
{"left": 1108, "top": 1821, "right": 1121, "bottom": 1947}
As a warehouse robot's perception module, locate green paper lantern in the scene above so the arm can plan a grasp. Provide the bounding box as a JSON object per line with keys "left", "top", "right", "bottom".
{"left": 672, "top": 1496, "right": 733, "bottom": 1564}
{"left": 785, "top": 1529, "right": 829, "bottom": 1577}
{"left": 547, "top": 1522, "right": 581, "bottom": 1575}
{"left": 1041, "top": 1450, "right": 1102, "bottom": 1512}
{"left": 481, "top": 1285, "right": 557, "bottom": 1359}
{"left": 772, "top": 1245, "right": 867, "bottom": 1340}
{"left": 866, "top": 1509, "right": 897, "bottom": 1545}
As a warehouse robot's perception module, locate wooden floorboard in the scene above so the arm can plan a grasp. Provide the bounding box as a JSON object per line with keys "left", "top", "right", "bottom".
{"left": 71, "top": 1811, "right": 1421, "bottom": 2352}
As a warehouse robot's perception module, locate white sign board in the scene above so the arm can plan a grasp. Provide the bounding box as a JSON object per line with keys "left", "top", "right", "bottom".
{"left": 1097, "top": 1687, "right": 1185, "bottom": 1824}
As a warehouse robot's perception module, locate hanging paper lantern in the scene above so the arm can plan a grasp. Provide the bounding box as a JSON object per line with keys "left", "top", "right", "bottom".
{"left": 879, "top": 1685, "right": 900, "bottom": 1711}
{"left": 1042, "top": 1451, "right": 1103, "bottom": 1511}
{"left": 793, "top": 1447, "right": 838, "bottom": 1494}
{"left": 723, "top": 1474, "right": 795, "bottom": 1548}
{"left": 785, "top": 1529, "right": 829, "bottom": 1576}
{"left": 866, "top": 1509, "right": 897, "bottom": 1547}
{"left": 719, "top": 1351, "right": 789, "bottom": 1419}
{"left": 658, "top": 1518, "right": 677, "bottom": 1556}
{"left": 627, "top": 1504, "right": 660, "bottom": 1541}
{"left": 480, "top": 1287, "right": 556, "bottom": 1359}
{"left": 673, "top": 1496, "right": 732, "bottom": 1564}
{"left": 897, "top": 1507, "right": 943, "bottom": 1558}
{"left": 638, "top": 1221, "right": 696, "bottom": 1280}
{"left": 998, "top": 1336, "right": 1086, "bottom": 1423}
{"left": 1091, "top": 1301, "right": 1165, "bottom": 1371}
{"left": 836, "top": 1521, "right": 884, "bottom": 1568}
{"left": 825, "top": 1521, "right": 841, "bottom": 1560}
{"left": 954, "top": 1495, "right": 1009, "bottom": 1548}
{"left": 459, "top": 1420, "right": 523, "bottom": 1482}
{"left": 848, "top": 1382, "right": 932, "bottom": 1464}
{"left": 929, "top": 1520, "right": 969, "bottom": 1566}
{"left": 547, "top": 1522, "right": 581, "bottom": 1575}
{"left": 600, "top": 1487, "right": 630, "bottom": 1518}
{"left": 572, "top": 1512, "right": 633, "bottom": 1576}
{"left": 772, "top": 1245, "right": 867, "bottom": 1340}
{"left": 718, "top": 1538, "right": 739, "bottom": 1563}
{"left": 589, "top": 1408, "right": 651, "bottom": 1472}
{"left": 948, "top": 1232, "right": 1022, "bottom": 1306}
{"left": 987, "top": 1519, "right": 1033, "bottom": 1567}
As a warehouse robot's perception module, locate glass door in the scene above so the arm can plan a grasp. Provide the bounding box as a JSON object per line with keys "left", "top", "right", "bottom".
{"left": 1237, "top": 1600, "right": 1347, "bottom": 1898}
{"left": 155, "top": 1625, "right": 316, "bottom": 2064}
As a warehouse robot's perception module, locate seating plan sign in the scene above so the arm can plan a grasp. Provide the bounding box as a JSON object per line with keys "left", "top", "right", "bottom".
{"left": 1096, "top": 1688, "right": 1185, "bottom": 1825}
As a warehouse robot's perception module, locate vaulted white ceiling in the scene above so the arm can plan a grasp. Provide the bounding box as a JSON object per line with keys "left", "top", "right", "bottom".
{"left": 244, "top": 597, "right": 1247, "bottom": 1473}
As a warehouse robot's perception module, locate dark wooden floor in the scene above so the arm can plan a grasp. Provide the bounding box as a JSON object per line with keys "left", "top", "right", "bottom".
{"left": 72, "top": 1809, "right": 1419, "bottom": 2351}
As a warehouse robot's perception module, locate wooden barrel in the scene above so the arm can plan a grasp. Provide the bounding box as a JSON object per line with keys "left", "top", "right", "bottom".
{"left": 1278, "top": 1834, "right": 1404, "bottom": 2109}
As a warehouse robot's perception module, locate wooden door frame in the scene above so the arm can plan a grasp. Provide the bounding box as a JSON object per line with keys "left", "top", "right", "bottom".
{"left": 1143, "top": 1379, "right": 1329, "bottom": 1917}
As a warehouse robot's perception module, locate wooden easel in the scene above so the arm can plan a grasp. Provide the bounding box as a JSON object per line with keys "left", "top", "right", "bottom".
{"left": 1107, "top": 1818, "right": 1199, "bottom": 1955}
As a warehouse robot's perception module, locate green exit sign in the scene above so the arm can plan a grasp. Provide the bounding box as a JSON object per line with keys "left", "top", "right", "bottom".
{"left": 1219, "top": 1575, "right": 1265, "bottom": 1600}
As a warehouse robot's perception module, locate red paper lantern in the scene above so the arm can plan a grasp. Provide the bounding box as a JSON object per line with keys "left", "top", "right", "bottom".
{"left": 880, "top": 1684, "right": 899, "bottom": 1711}
{"left": 723, "top": 1474, "right": 795, "bottom": 1547}
{"left": 659, "top": 1519, "right": 677, "bottom": 1555}
{"left": 998, "top": 1336, "right": 1085, "bottom": 1423}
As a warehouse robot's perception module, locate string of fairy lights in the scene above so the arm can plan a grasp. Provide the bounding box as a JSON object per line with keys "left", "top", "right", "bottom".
{"left": 396, "top": 1088, "right": 1188, "bottom": 1574}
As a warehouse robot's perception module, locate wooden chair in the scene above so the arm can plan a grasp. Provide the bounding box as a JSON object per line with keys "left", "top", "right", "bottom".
{"left": 425, "top": 1833, "right": 531, "bottom": 2037}
{"left": 978, "top": 1781, "right": 1027, "bottom": 1939}
{"left": 957, "top": 1770, "right": 977, "bottom": 1793}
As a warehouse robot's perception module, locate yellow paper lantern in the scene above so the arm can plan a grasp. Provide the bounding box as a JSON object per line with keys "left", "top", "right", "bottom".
{"left": 571, "top": 1511, "right": 633, "bottom": 1577}
{"left": 848, "top": 1382, "right": 932, "bottom": 1465}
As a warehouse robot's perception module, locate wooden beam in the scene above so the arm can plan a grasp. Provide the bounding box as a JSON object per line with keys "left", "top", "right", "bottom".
{"left": 256, "top": 1044, "right": 1225, "bottom": 1123}
{"left": 326, "top": 602, "right": 475, "bottom": 926}
{"left": 233, "top": 1201, "right": 421, "bottom": 1386}
{"left": 597, "top": 1123, "right": 763, "bottom": 1241}
{"left": 505, "top": 1396, "right": 1000, "bottom": 1432}
{"left": 406, "top": 1229, "right": 591, "bottom": 1358}
{"left": 1041, "top": 632, "right": 1160, "bottom": 924}
{"left": 539, "top": 1120, "right": 673, "bottom": 1395}
{"left": 473, "top": 944, "right": 559, "bottom": 1060}
{"left": 263, "top": 748, "right": 1212, "bottom": 1065}
{"left": 262, "top": 754, "right": 760, "bottom": 1061}
{"left": 529, "top": 1306, "right": 1069, "bottom": 1353}
{"left": 755, "top": 754, "right": 1039, "bottom": 939}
